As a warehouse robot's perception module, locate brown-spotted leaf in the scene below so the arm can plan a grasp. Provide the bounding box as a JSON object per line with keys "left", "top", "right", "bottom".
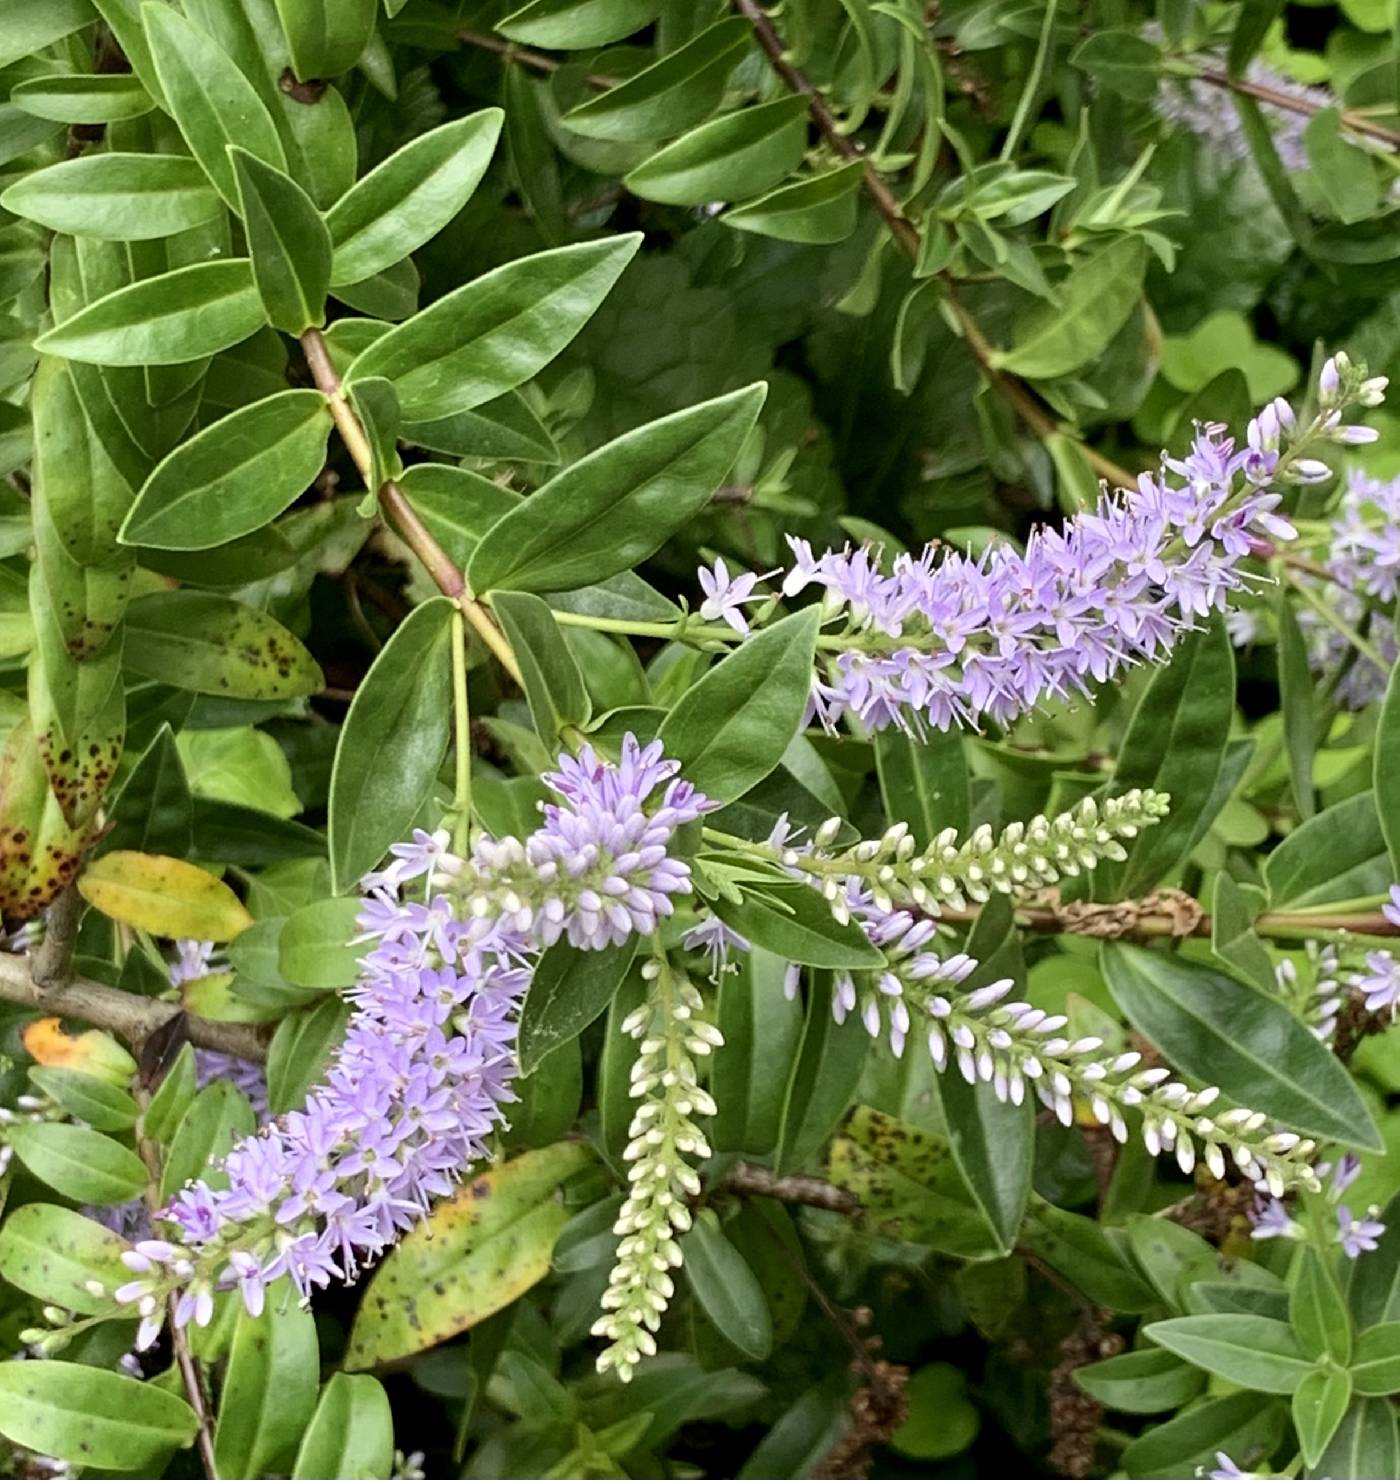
{"left": 826, "top": 1106, "right": 1002, "bottom": 1259}
{"left": 0, "top": 719, "right": 95, "bottom": 923}
{"left": 32, "top": 478, "right": 132, "bottom": 661}
{"left": 78, "top": 851, "right": 253, "bottom": 942}
{"left": 343, "top": 1142, "right": 593, "bottom": 1370}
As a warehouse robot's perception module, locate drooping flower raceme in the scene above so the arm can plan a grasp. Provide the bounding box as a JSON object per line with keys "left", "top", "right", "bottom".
{"left": 113, "top": 736, "right": 713, "bottom": 1346}
{"left": 697, "top": 360, "right": 1381, "bottom": 739}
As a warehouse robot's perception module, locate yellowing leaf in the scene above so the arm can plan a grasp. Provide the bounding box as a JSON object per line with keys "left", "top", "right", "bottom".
{"left": 78, "top": 851, "right": 253, "bottom": 942}
{"left": 21, "top": 1018, "right": 137, "bottom": 1083}
{"left": 343, "top": 1142, "right": 592, "bottom": 1369}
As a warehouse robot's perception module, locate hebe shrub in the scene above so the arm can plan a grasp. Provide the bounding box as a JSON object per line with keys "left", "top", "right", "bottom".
{"left": 1, "top": 2, "right": 1400, "bottom": 1477}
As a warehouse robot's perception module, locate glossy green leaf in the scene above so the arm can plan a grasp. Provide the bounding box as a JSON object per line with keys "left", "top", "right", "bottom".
{"left": 1292, "top": 1246, "right": 1353, "bottom": 1365}
{"left": 35, "top": 260, "right": 263, "bottom": 366}
{"left": 1146, "top": 1314, "right": 1314, "bottom": 1394}
{"left": 1102, "top": 943, "right": 1380, "bottom": 1149}
{"left": 1305, "top": 108, "right": 1379, "bottom": 223}
{"left": 143, "top": 2, "right": 286, "bottom": 209}
{"left": 1211, "top": 871, "right": 1276, "bottom": 992}
{"left": 625, "top": 96, "right": 810, "bottom": 205}
{"left": 101, "top": 724, "right": 193, "bottom": 858}
{"left": 232, "top": 148, "right": 332, "bottom": 334}
{"left": 1309, "top": 1395, "right": 1400, "bottom": 1479}
{"left": 1069, "top": 30, "right": 1160, "bottom": 99}
{"left": 161, "top": 1081, "right": 257, "bottom": 1201}
{"left": 121, "top": 390, "right": 331, "bottom": 549}
{"left": 123, "top": 591, "right": 323, "bottom": 699}
{"left": 873, "top": 725, "right": 969, "bottom": 847}
{"left": 0, "top": 1364, "right": 197, "bottom": 1473}
{"left": 214, "top": 1293, "right": 320, "bottom": 1480}
{"left": 274, "top": 0, "right": 377, "bottom": 79}
{"left": 28, "top": 1067, "right": 138, "bottom": 1132}
{"left": 723, "top": 162, "right": 866, "bottom": 244}
{"left": 1265, "top": 791, "right": 1392, "bottom": 910}
{"left": 1295, "top": 1366, "right": 1353, "bottom": 1468}
{"left": 563, "top": 18, "right": 750, "bottom": 140}
{"left": 1120, "top": 1392, "right": 1284, "bottom": 1478}
{"left": 1350, "top": 1322, "right": 1400, "bottom": 1396}
{"left": 7, "top": 1122, "right": 147, "bottom": 1205}
{"left": 658, "top": 608, "right": 819, "bottom": 807}
{"left": 1277, "top": 587, "right": 1317, "bottom": 821}
{"left": 11, "top": 73, "right": 152, "bottom": 125}
{"left": 470, "top": 383, "right": 763, "bottom": 595}
{"left": 0, "top": 154, "right": 220, "bottom": 240}
{"left": 279, "top": 897, "right": 364, "bottom": 989}
{"left": 498, "top": 0, "right": 662, "bottom": 47}
{"left": 711, "top": 947, "right": 804, "bottom": 1157}
{"left": 344, "top": 1143, "right": 591, "bottom": 1368}
{"left": 292, "top": 1374, "right": 394, "bottom": 1480}
{"left": 0, "top": 1204, "right": 133, "bottom": 1315}
{"left": 684, "top": 1211, "right": 773, "bottom": 1362}
{"left": 712, "top": 884, "right": 883, "bottom": 968}
{"left": 142, "top": 1043, "right": 197, "bottom": 1145}
{"left": 327, "top": 111, "right": 503, "bottom": 287}
{"left": 1376, "top": 663, "right": 1400, "bottom": 875}
{"left": 267, "top": 995, "right": 350, "bottom": 1113}
{"left": 0, "top": 0, "right": 96, "bottom": 68}
{"left": 328, "top": 596, "right": 454, "bottom": 893}
{"left": 517, "top": 939, "right": 637, "bottom": 1077}
{"left": 1074, "top": 1347, "right": 1207, "bottom": 1413}
{"left": 774, "top": 976, "right": 868, "bottom": 1174}
{"left": 346, "top": 236, "right": 639, "bottom": 421}
{"left": 492, "top": 591, "right": 592, "bottom": 744}
{"left": 993, "top": 236, "right": 1148, "bottom": 379}
{"left": 1022, "top": 1198, "right": 1156, "bottom": 1311}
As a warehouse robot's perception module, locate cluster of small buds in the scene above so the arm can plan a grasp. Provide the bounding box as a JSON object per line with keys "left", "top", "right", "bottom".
{"left": 1251, "top": 1153, "right": 1387, "bottom": 1259}
{"left": 592, "top": 956, "right": 721, "bottom": 1381}
{"left": 1272, "top": 948, "right": 1343, "bottom": 1043}
{"left": 784, "top": 790, "right": 1171, "bottom": 918}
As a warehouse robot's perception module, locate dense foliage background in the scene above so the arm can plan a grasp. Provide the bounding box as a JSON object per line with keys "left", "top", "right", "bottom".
{"left": 4, "top": 1, "right": 1400, "bottom": 1477}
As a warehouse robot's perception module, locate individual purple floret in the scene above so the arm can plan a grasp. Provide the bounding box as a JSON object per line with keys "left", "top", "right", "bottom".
{"left": 114, "top": 736, "right": 711, "bottom": 1345}
{"left": 1338, "top": 1204, "right": 1387, "bottom": 1258}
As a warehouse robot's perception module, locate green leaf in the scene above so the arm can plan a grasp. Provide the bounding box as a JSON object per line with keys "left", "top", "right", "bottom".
{"left": 7, "top": 1122, "right": 147, "bottom": 1205}
{"left": 1292, "top": 1246, "right": 1353, "bottom": 1365}
{"left": 214, "top": 1293, "right": 320, "bottom": 1480}
{"left": 34, "top": 259, "right": 264, "bottom": 366}
{"left": 327, "top": 111, "right": 503, "bottom": 287}
{"left": 1309, "top": 1396, "right": 1400, "bottom": 1479}
{"left": 328, "top": 596, "right": 454, "bottom": 893}
{"left": 142, "top": 1043, "right": 197, "bottom": 1145}
{"left": 469, "top": 383, "right": 764, "bottom": 595}
{"left": 279, "top": 896, "right": 364, "bottom": 989}
{"left": 80, "top": 850, "right": 252, "bottom": 941}
{"left": 712, "top": 884, "right": 883, "bottom": 969}
{"left": 346, "top": 236, "right": 640, "bottom": 422}
{"left": 1265, "top": 792, "right": 1392, "bottom": 910}
{"left": 562, "top": 17, "right": 750, "bottom": 141}
{"left": 498, "top": 0, "right": 662, "bottom": 47}
{"left": 1304, "top": 108, "right": 1380, "bottom": 223}
{"left": 28, "top": 1067, "right": 139, "bottom": 1132}
{"left": 1210, "top": 873, "right": 1276, "bottom": 993}
{"left": 231, "top": 148, "right": 332, "bottom": 334}
{"left": 273, "top": 0, "right": 377, "bottom": 78}
{"left": 625, "top": 96, "right": 811, "bottom": 205}
{"left": 723, "top": 163, "right": 866, "bottom": 245}
{"left": 1102, "top": 943, "right": 1381, "bottom": 1150}
{"left": 1376, "top": 665, "right": 1400, "bottom": 876}
{"left": 0, "top": 1363, "right": 198, "bottom": 1473}
{"left": 123, "top": 591, "right": 324, "bottom": 699}
{"left": 0, "top": 154, "right": 220, "bottom": 240}
{"left": 517, "top": 939, "right": 637, "bottom": 1077}
{"left": 775, "top": 977, "right": 869, "bottom": 1174}
{"left": 1295, "top": 1366, "right": 1354, "bottom": 1468}
{"left": 344, "top": 1143, "right": 592, "bottom": 1368}
{"left": 492, "top": 591, "right": 592, "bottom": 744}
{"left": 0, "top": 0, "right": 96, "bottom": 69}
{"left": 0, "top": 1204, "right": 134, "bottom": 1315}
{"left": 292, "top": 1374, "right": 394, "bottom": 1480}
{"left": 658, "top": 608, "right": 819, "bottom": 807}
{"left": 101, "top": 724, "right": 193, "bottom": 858}
{"left": 142, "top": 2, "right": 286, "bottom": 209}
{"left": 736, "top": 1387, "right": 847, "bottom": 1479}
{"left": 1229, "top": 0, "right": 1283, "bottom": 75}
{"left": 267, "top": 996, "right": 350, "bottom": 1113}
{"left": 874, "top": 725, "right": 969, "bottom": 851}
{"left": 1069, "top": 30, "right": 1160, "bottom": 100}
{"left": 1120, "top": 1391, "right": 1284, "bottom": 1478}
{"left": 1277, "top": 591, "right": 1317, "bottom": 821}
{"left": 161, "top": 1081, "right": 256, "bottom": 1201}
{"left": 1351, "top": 1322, "right": 1400, "bottom": 1395}
{"left": 121, "top": 391, "right": 331, "bottom": 550}
{"left": 711, "top": 947, "right": 804, "bottom": 1157}
{"left": 684, "top": 1211, "right": 773, "bottom": 1362}
{"left": 1021, "top": 1198, "right": 1156, "bottom": 1311}
{"left": 992, "top": 236, "right": 1148, "bottom": 379}
{"left": 1075, "top": 1347, "right": 1207, "bottom": 1413}
{"left": 1147, "top": 1314, "right": 1314, "bottom": 1394}
{"left": 11, "top": 73, "right": 153, "bottom": 125}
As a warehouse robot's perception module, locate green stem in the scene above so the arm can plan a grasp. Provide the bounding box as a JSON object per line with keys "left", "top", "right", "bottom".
{"left": 1281, "top": 565, "right": 1390, "bottom": 671}
{"left": 999, "top": 0, "right": 1058, "bottom": 162}
{"left": 451, "top": 606, "right": 472, "bottom": 855}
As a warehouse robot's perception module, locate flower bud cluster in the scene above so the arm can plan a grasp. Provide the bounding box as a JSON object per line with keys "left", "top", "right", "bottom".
{"left": 592, "top": 957, "right": 721, "bottom": 1380}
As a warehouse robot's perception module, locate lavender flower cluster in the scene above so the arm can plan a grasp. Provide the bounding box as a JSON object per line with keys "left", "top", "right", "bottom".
{"left": 1299, "top": 467, "right": 1400, "bottom": 707}
{"left": 112, "top": 737, "right": 712, "bottom": 1346}
{"left": 1250, "top": 1151, "right": 1386, "bottom": 1261}
{"left": 698, "top": 359, "right": 1379, "bottom": 739}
